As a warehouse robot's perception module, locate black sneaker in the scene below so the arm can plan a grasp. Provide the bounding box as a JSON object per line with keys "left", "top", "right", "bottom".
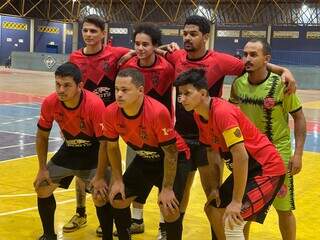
{"left": 38, "top": 234, "right": 57, "bottom": 240}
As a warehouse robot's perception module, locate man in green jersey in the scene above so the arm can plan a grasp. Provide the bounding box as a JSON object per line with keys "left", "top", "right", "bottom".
{"left": 229, "top": 39, "right": 306, "bottom": 240}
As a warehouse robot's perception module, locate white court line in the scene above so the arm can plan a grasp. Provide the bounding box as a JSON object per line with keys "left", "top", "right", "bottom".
{"left": 0, "top": 196, "right": 91, "bottom": 217}
{"left": 0, "top": 152, "right": 55, "bottom": 164}
{"left": 0, "top": 104, "right": 40, "bottom": 110}
{"left": 1, "top": 117, "right": 38, "bottom": 125}
{"left": 0, "top": 189, "right": 75, "bottom": 198}
{"left": 0, "top": 139, "right": 61, "bottom": 150}
{"left": 0, "top": 130, "right": 61, "bottom": 140}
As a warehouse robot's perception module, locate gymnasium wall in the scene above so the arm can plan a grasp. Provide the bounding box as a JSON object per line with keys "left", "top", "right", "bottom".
{"left": 0, "top": 14, "right": 73, "bottom": 64}
{"left": 0, "top": 15, "right": 30, "bottom": 65}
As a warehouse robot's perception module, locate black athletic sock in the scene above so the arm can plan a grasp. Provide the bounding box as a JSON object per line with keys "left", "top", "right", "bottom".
{"left": 113, "top": 207, "right": 131, "bottom": 240}
{"left": 131, "top": 218, "right": 143, "bottom": 224}
{"left": 211, "top": 226, "right": 218, "bottom": 240}
{"left": 76, "top": 207, "right": 86, "bottom": 217}
{"left": 95, "top": 203, "right": 113, "bottom": 240}
{"left": 37, "top": 195, "right": 56, "bottom": 236}
{"left": 166, "top": 216, "right": 183, "bottom": 240}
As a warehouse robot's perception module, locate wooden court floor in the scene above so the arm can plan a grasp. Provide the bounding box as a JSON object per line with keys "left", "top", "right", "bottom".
{"left": 0, "top": 67, "right": 319, "bottom": 239}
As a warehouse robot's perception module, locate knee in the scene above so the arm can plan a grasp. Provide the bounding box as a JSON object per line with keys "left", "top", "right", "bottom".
{"left": 111, "top": 199, "right": 130, "bottom": 209}
{"left": 159, "top": 204, "right": 180, "bottom": 222}
{"left": 224, "top": 221, "right": 246, "bottom": 239}
{"left": 92, "top": 194, "right": 107, "bottom": 207}
{"left": 36, "top": 186, "right": 53, "bottom": 198}
{"left": 277, "top": 210, "right": 294, "bottom": 218}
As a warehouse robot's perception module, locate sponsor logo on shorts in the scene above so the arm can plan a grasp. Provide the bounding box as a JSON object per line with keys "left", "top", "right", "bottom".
{"left": 66, "top": 139, "right": 92, "bottom": 147}
{"left": 135, "top": 150, "right": 161, "bottom": 159}
{"left": 277, "top": 184, "right": 288, "bottom": 198}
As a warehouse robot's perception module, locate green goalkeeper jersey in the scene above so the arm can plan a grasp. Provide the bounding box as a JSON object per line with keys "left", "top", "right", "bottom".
{"left": 230, "top": 72, "right": 302, "bottom": 164}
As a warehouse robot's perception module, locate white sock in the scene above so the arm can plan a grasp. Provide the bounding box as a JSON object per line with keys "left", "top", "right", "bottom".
{"left": 224, "top": 221, "right": 247, "bottom": 240}
{"left": 159, "top": 211, "right": 165, "bottom": 223}
{"left": 131, "top": 207, "right": 143, "bottom": 220}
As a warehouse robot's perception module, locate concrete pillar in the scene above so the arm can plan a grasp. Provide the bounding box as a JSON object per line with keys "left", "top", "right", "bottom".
{"left": 30, "top": 19, "right": 35, "bottom": 53}
{"left": 208, "top": 23, "right": 215, "bottom": 50}
{"left": 72, "top": 22, "right": 79, "bottom": 51}
{"left": 267, "top": 24, "right": 272, "bottom": 44}
{"left": 62, "top": 23, "right": 67, "bottom": 54}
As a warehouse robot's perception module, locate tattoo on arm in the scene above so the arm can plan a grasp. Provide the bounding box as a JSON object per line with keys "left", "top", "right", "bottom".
{"left": 161, "top": 143, "right": 178, "bottom": 189}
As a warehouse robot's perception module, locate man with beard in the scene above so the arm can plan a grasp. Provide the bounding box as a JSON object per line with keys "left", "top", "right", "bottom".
{"left": 230, "top": 39, "right": 306, "bottom": 240}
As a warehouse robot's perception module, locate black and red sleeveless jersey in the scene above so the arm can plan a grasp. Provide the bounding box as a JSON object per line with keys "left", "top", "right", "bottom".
{"left": 120, "top": 55, "right": 174, "bottom": 115}
{"left": 102, "top": 96, "right": 189, "bottom": 160}
{"left": 70, "top": 45, "right": 129, "bottom": 106}
{"left": 166, "top": 49, "right": 244, "bottom": 139}
{"left": 37, "top": 90, "right": 105, "bottom": 169}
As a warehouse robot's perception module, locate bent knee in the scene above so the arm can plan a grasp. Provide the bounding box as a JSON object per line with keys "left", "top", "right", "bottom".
{"left": 36, "top": 186, "right": 54, "bottom": 198}
{"left": 163, "top": 211, "right": 180, "bottom": 223}
{"left": 111, "top": 199, "right": 131, "bottom": 209}
{"left": 92, "top": 195, "right": 107, "bottom": 207}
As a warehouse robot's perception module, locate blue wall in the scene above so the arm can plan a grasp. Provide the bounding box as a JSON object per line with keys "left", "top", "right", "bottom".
{"left": 215, "top": 25, "right": 267, "bottom": 56}
{"left": 34, "top": 20, "right": 63, "bottom": 53}
{"left": 0, "top": 15, "right": 30, "bottom": 65}
{"left": 65, "top": 23, "right": 73, "bottom": 54}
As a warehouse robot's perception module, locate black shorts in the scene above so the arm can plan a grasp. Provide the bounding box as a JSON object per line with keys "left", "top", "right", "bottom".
{"left": 123, "top": 152, "right": 190, "bottom": 204}
{"left": 185, "top": 139, "right": 208, "bottom": 172}
{"left": 210, "top": 173, "right": 285, "bottom": 224}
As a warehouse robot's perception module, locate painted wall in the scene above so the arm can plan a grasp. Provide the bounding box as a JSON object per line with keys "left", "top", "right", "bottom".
{"left": 65, "top": 23, "right": 73, "bottom": 54}
{"left": 0, "top": 15, "right": 30, "bottom": 65}
{"left": 214, "top": 25, "right": 267, "bottom": 56}
{"left": 34, "top": 19, "right": 63, "bottom": 53}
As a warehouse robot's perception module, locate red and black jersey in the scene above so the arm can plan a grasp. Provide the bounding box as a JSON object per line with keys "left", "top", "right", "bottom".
{"left": 37, "top": 90, "right": 105, "bottom": 169}
{"left": 102, "top": 96, "right": 189, "bottom": 161}
{"left": 69, "top": 45, "right": 130, "bottom": 106}
{"left": 120, "top": 55, "right": 174, "bottom": 114}
{"left": 166, "top": 49, "right": 244, "bottom": 139}
{"left": 194, "top": 98, "right": 286, "bottom": 177}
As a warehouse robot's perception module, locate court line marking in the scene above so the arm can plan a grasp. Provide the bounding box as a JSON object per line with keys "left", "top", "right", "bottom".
{"left": 0, "top": 130, "right": 61, "bottom": 140}
{"left": 0, "top": 104, "right": 40, "bottom": 110}
{"left": 0, "top": 152, "right": 54, "bottom": 164}
{"left": 1, "top": 117, "right": 39, "bottom": 125}
{"left": 0, "top": 139, "right": 62, "bottom": 150}
{"left": 0, "top": 189, "right": 75, "bottom": 198}
{"left": 0, "top": 196, "right": 91, "bottom": 217}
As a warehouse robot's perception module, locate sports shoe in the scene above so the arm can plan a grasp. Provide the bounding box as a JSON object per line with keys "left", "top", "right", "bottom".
{"left": 113, "top": 219, "right": 145, "bottom": 236}
{"left": 96, "top": 225, "right": 102, "bottom": 237}
{"left": 62, "top": 214, "right": 87, "bottom": 233}
{"left": 38, "top": 234, "right": 57, "bottom": 240}
{"left": 157, "top": 223, "right": 167, "bottom": 240}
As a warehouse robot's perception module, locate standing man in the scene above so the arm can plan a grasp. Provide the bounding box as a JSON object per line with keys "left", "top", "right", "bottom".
{"left": 174, "top": 68, "right": 286, "bottom": 240}
{"left": 93, "top": 68, "right": 190, "bottom": 240}
{"left": 33, "top": 62, "right": 112, "bottom": 240}
{"left": 230, "top": 39, "right": 306, "bottom": 240}
{"left": 119, "top": 23, "right": 179, "bottom": 238}
{"left": 66, "top": 14, "right": 133, "bottom": 236}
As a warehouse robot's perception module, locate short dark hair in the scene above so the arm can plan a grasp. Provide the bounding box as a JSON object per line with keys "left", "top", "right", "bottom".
{"left": 82, "top": 14, "right": 105, "bottom": 31}
{"left": 247, "top": 39, "right": 271, "bottom": 55}
{"left": 174, "top": 68, "right": 208, "bottom": 90}
{"left": 55, "top": 62, "right": 82, "bottom": 84}
{"left": 184, "top": 15, "right": 211, "bottom": 34}
{"left": 117, "top": 68, "right": 145, "bottom": 87}
{"left": 133, "top": 23, "right": 162, "bottom": 46}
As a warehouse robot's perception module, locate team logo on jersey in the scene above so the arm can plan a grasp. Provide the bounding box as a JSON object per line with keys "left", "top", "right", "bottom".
{"left": 103, "top": 60, "right": 111, "bottom": 72}
{"left": 139, "top": 125, "right": 148, "bottom": 140}
{"left": 66, "top": 139, "right": 92, "bottom": 147}
{"left": 234, "top": 128, "right": 242, "bottom": 138}
{"left": 161, "top": 127, "right": 172, "bottom": 136}
{"left": 263, "top": 97, "right": 276, "bottom": 110}
{"left": 151, "top": 72, "right": 160, "bottom": 87}
{"left": 277, "top": 184, "right": 288, "bottom": 198}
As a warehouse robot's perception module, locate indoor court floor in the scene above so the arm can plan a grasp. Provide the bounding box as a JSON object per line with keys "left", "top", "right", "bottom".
{"left": 0, "top": 67, "right": 319, "bottom": 239}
